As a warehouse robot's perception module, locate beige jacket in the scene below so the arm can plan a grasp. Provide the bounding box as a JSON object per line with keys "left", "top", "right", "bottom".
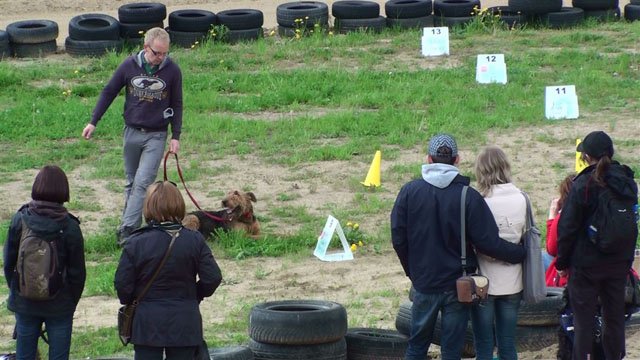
{"left": 477, "top": 183, "right": 526, "bottom": 295}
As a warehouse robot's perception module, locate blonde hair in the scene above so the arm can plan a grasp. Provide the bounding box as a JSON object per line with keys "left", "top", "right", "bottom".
{"left": 474, "top": 146, "right": 512, "bottom": 197}
{"left": 143, "top": 181, "right": 185, "bottom": 223}
{"left": 144, "top": 27, "right": 170, "bottom": 46}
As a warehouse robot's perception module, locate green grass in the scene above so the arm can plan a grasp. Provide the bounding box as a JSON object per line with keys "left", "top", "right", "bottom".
{"left": 0, "top": 18, "right": 640, "bottom": 356}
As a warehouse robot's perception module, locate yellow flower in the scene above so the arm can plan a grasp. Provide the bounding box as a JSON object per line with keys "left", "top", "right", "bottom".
{"left": 358, "top": 241, "right": 363, "bottom": 247}
{"left": 353, "top": 223, "right": 359, "bottom": 230}
{"left": 347, "top": 221, "right": 353, "bottom": 227}
{"left": 328, "top": 31, "right": 334, "bottom": 36}
{"left": 74, "top": 70, "right": 79, "bottom": 74}
{"left": 269, "top": 30, "right": 276, "bottom": 36}
{"left": 350, "top": 244, "right": 357, "bottom": 251}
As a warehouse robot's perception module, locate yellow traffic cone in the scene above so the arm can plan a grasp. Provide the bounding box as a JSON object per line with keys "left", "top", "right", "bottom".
{"left": 361, "top": 150, "right": 381, "bottom": 187}
{"left": 575, "top": 139, "right": 588, "bottom": 173}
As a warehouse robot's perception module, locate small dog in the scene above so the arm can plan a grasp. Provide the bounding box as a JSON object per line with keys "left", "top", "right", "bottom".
{"left": 183, "top": 190, "right": 260, "bottom": 239}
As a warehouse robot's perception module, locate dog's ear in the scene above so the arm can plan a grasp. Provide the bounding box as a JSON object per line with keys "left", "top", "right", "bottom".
{"left": 246, "top": 192, "right": 257, "bottom": 202}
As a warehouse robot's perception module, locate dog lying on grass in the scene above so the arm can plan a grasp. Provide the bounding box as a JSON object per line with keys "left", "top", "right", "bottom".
{"left": 183, "top": 190, "right": 260, "bottom": 239}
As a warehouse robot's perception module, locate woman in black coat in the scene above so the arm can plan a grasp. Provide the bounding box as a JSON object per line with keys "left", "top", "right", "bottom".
{"left": 3, "top": 165, "right": 86, "bottom": 360}
{"left": 115, "top": 181, "right": 223, "bottom": 360}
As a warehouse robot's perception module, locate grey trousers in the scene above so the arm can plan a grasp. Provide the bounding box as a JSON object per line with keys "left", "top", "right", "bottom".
{"left": 121, "top": 126, "right": 167, "bottom": 231}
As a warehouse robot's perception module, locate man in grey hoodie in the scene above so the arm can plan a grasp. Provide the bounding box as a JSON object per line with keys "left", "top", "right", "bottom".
{"left": 391, "top": 133, "right": 525, "bottom": 360}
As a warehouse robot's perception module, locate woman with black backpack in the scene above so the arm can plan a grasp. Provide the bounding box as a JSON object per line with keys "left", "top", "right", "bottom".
{"left": 556, "top": 131, "right": 638, "bottom": 360}
{"left": 3, "top": 165, "right": 87, "bottom": 360}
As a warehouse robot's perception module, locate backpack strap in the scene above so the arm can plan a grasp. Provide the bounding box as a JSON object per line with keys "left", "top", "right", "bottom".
{"left": 132, "top": 230, "right": 179, "bottom": 305}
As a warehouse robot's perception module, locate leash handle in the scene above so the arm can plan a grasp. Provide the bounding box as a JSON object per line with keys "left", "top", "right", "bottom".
{"left": 163, "top": 152, "right": 227, "bottom": 223}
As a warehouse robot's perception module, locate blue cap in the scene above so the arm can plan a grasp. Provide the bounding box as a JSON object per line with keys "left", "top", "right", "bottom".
{"left": 428, "top": 134, "right": 458, "bottom": 158}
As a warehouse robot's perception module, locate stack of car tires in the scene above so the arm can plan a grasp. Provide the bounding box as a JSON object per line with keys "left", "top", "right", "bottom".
{"left": 217, "top": 9, "right": 264, "bottom": 44}
{"left": 433, "top": 0, "right": 481, "bottom": 28}
{"left": 65, "top": 14, "right": 123, "bottom": 57}
{"left": 624, "top": 0, "right": 640, "bottom": 21}
{"left": 332, "top": 1, "right": 387, "bottom": 34}
{"left": 385, "top": 0, "right": 434, "bottom": 29}
{"left": 572, "top": 0, "right": 620, "bottom": 21}
{"left": 248, "top": 300, "right": 348, "bottom": 360}
{"left": 167, "top": 10, "right": 218, "bottom": 48}
{"left": 6, "top": 20, "right": 58, "bottom": 58}
{"left": 118, "top": 2, "right": 167, "bottom": 47}
{"left": 276, "top": 1, "right": 329, "bottom": 38}
{"left": 0, "top": 30, "right": 9, "bottom": 60}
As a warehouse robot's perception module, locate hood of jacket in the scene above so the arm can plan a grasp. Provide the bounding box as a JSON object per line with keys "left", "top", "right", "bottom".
{"left": 604, "top": 162, "right": 637, "bottom": 199}
{"left": 19, "top": 205, "right": 67, "bottom": 235}
{"left": 422, "top": 163, "right": 460, "bottom": 189}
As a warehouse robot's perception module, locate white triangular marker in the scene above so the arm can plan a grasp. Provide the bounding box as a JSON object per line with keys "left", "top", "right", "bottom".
{"left": 313, "top": 215, "right": 354, "bottom": 262}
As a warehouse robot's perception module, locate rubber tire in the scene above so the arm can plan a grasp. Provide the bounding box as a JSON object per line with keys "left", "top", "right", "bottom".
{"left": 248, "top": 338, "right": 347, "bottom": 360}
{"left": 119, "top": 22, "right": 164, "bottom": 39}
{"left": 118, "top": 2, "right": 167, "bottom": 24}
{"left": 394, "top": 301, "right": 412, "bottom": 337}
{"left": 277, "top": 25, "right": 300, "bottom": 38}
{"left": 249, "top": 300, "right": 347, "bottom": 345}
{"left": 542, "top": 7, "right": 585, "bottom": 28}
{"left": 584, "top": 7, "right": 621, "bottom": 21}
{"left": 167, "top": 28, "right": 208, "bottom": 48}
{"left": 572, "top": 0, "right": 619, "bottom": 11}
{"left": 433, "top": 15, "right": 474, "bottom": 27}
{"left": 64, "top": 37, "right": 124, "bottom": 57}
{"left": 517, "top": 287, "right": 565, "bottom": 326}
{"left": 433, "top": 0, "right": 481, "bottom": 17}
{"left": 224, "top": 28, "right": 263, "bottom": 44}
{"left": 217, "top": 9, "right": 264, "bottom": 30}
{"left": 508, "top": 0, "right": 563, "bottom": 15}
{"left": 631, "top": 0, "right": 640, "bottom": 4}
{"left": 332, "top": 1, "right": 381, "bottom": 19}
{"left": 68, "top": 14, "right": 120, "bottom": 41}
{"left": 624, "top": 4, "right": 640, "bottom": 20}
{"left": 385, "top": 0, "right": 433, "bottom": 18}
{"left": 386, "top": 15, "right": 434, "bottom": 28}
{"left": 334, "top": 16, "right": 387, "bottom": 33}
{"left": 276, "top": 1, "right": 329, "bottom": 28}
{"left": 209, "top": 345, "right": 255, "bottom": 360}
{"left": 486, "top": 6, "right": 528, "bottom": 28}
{"left": 345, "top": 328, "right": 408, "bottom": 360}
{"left": 168, "top": 10, "right": 218, "bottom": 32}
{"left": 6, "top": 20, "right": 59, "bottom": 44}
{"left": 12, "top": 40, "right": 57, "bottom": 58}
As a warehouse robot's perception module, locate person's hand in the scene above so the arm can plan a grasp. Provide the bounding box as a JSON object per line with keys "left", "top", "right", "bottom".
{"left": 169, "top": 139, "right": 180, "bottom": 154}
{"left": 548, "top": 198, "right": 559, "bottom": 219}
{"left": 82, "top": 124, "right": 96, "bottom": 140}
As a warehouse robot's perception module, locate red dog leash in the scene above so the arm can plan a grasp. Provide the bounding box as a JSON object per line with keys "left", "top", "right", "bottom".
{"left": 163, "top": 151, "right": 228, "bottom": 222}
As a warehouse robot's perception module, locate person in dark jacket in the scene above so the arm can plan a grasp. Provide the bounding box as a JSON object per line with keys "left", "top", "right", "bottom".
{"left": 390, "top": 134, "right": 526, "bottom": 360}
{"left": 114, "top": 181, "right": 222, "bottom": 360}
{"left": 3, "top": 165, "right": 86, "bottom": 360}
{"left": 556, "top": 130, "right": 638, "bottom": 360}
{"left": 81, "top": 27, "right": 183, "bottom": 245}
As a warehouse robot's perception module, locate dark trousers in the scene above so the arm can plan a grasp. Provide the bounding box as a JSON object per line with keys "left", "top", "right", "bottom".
{"left": 134, "top": 344, "right": 197, "bottom": 360}
{"left": 568, "top": 262, "right": 628, "bottom": 360}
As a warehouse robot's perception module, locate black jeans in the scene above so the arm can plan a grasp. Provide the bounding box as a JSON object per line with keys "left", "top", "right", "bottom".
{"left": 568, "top": 262, "right": 628, "bottom": 360}
{"left": 134, "top": 345, "right": 197, "bottom": 360}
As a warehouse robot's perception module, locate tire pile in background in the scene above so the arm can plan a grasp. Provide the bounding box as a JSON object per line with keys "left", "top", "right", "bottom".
{"left": 1, "top": 0, "right": 640, "bottom": 59}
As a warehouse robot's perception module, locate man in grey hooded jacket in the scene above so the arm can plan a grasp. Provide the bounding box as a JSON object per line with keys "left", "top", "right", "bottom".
{"left": 391, "top": 133, "right": 525, "bottom": 360}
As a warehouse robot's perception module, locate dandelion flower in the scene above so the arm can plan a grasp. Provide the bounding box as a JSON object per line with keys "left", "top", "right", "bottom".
{"left": 269, "top": 30, "right": 276, "bottom": 36}
{"left": 347, "top": 222, "right": 353, "bottom": 227}
{"left": 350, "top": 244, "right": 357, "bottom": 251}
{"left": 74, "top": 70, "right": 79, "bottom": 74}
{"left": 358, "top": 241, "right": 363, "bottom": 247}
{"left": 353, "top": 223, "right": 359, "bottom": 230}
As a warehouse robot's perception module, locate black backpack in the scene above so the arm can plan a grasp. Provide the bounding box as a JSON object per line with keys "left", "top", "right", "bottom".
{"left": 587, "top": 185, "right": 638, "bottom": 254}
{"left": 15, "top": 219, "right": 66, "bottom": 300}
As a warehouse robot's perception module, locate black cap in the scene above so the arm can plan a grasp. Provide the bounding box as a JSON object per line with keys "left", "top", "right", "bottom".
{"left": 576, "top": 131, "right": 614, "bottom": 158}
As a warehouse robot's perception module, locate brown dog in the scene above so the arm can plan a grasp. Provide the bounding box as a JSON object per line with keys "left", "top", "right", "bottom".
{"left": 183, "top": 190, "right": 260, "bottom": 239}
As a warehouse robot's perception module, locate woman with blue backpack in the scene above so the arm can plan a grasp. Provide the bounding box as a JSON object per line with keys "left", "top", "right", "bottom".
{"left": 556, "top": 131, "right": 638, "bottom": 360}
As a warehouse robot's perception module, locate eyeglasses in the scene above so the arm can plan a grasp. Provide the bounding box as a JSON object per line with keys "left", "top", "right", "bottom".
{"left": 148, "top": 46, "right": 169, "bottom": 57}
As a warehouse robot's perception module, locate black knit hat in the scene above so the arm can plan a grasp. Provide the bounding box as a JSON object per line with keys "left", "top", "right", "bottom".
{"left": 576, "top": 131, "right": 614, "bottom": 158}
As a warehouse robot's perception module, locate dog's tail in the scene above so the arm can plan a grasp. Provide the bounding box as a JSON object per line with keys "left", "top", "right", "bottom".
{"left": 182, "top": 214, "right": 201, "bottom": 231}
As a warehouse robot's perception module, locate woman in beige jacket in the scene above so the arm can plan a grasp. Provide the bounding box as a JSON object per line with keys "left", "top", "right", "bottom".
{"left": 470, "top": 145, "right": 527, "bottom": 360}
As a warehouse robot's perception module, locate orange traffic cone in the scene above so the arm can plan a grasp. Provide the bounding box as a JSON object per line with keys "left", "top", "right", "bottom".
{"left": 361, "top": 150, "right": 381, "bottom": 187}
